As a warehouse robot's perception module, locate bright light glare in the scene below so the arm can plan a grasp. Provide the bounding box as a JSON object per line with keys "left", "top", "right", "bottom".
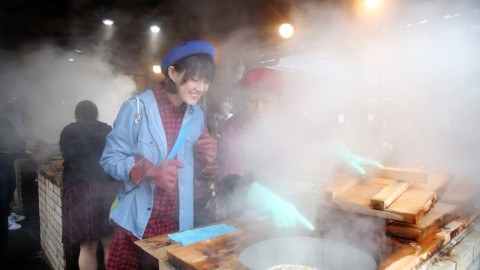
{"left": 150, "top": 25, "right": 160, "bottom": 33}
{"left": 152, "top": 65, "right": 161, "bottom": 74}
{"left": 278, "top": 23, "right": 294, "bottom": 39}
{"left": 102, "top": 19, "right": 114, "bottom": 26}
{"left": 365, "top": 0, "right": 380, "bottom": 10}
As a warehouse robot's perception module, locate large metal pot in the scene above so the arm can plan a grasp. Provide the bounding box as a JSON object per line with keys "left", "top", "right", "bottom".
{"left": 239, "top": 237, "right": 377, "bottom": 270}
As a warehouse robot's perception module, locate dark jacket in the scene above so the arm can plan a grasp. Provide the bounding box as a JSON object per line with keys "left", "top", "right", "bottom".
{"left": 59, "top": 120, "right": 114, "bottom": 190}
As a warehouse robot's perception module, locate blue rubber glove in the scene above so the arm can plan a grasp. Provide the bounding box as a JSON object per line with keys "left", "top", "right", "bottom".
{"left": 332, "top": 141, "right": 383, "bottom": 175}
{"left": 246, "top": 182, "right": 315, "bottom": 230}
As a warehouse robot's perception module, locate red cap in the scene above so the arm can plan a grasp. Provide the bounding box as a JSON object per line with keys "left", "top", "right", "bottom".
{"left": 241, "top": 67, "right": 283, "bottom": 94}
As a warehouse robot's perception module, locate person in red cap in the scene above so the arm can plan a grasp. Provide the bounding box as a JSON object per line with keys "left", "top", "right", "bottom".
{"left": 212, "top": 67, "right": 315, "bottom": 230}
{"left": 100, "top": 40, "right": 217, "bottom": 270}
{"left": 214, "top": 67, "right": 382, "bottom": 230}
{"left": 219, "top": 67, "right": 284, "bottom": 181}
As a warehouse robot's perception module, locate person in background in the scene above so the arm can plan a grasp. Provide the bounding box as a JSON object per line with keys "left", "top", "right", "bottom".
{"left": 216, "top": 67, "right": 383, "bottom": 229}
{"left": 213, "top": 99, "right": 234, "bottom": 137}
{"left": 100, "top": 40, "right": 217, "bottom": 270}
{"left": 205, "top": 52, "right": 244, "bottom": 138}
{"left": 0, "top": 99, "right": 28, "bottom": 232}
{"left": 60, "top": 100, "right": 120, "bottom": 270}
{"left": 0, "top": 169, "right": 9, "bottom": 258}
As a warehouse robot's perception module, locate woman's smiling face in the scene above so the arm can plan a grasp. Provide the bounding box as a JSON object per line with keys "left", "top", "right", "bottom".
{"left": 176, "top": 72, "right": 210, "bottom": 105}
{"left": 168, "top": 67, "right": 211, "bottom": 106}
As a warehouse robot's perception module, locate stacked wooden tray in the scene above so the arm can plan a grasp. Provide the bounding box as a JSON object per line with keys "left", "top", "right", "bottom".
{"left": 325, "top": 167, "right": 467, "bottom": 241}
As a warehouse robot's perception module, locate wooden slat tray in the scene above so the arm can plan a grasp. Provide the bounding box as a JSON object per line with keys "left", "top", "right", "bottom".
{"left": 327, "top": 172, "right": 451, "bottom": 224}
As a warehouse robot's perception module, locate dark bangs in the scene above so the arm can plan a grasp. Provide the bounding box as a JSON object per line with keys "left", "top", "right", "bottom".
{"left": 173, "top": 54, "right": 216, "bottom": 84}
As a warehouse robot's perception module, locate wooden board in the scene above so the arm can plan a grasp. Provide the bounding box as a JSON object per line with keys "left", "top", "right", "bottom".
{"left": 324, "top": 175, "right": 361, "bottom": 200}
{"left": 386, "top": 203, "right": 457, "bottom": 241}
{"left": 386, "top": 189, "right": 436, "bottom": 224}
{"left": 366, "top": 167, "right": 428, "bottom": 182}
{"left": 166, "top": 231, "right": 247, "bottom": 270}
{"left": 331, "top": 176, "right": 440, "bottom": 224}
{"left": 134, "top": 234, "right": 182, "bottom": 268}
{"left": 371, "top": 181, "right": 412, "bottom": 210}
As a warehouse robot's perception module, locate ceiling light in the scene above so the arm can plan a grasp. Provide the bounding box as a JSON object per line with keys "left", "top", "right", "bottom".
{"left": 150, "top": 25, "right": 160, "bottom": 33}
{"left": 278, "top": 23, "right": 294, "bottom": 39}
{"left": 364, "top": 0, "right": 381, "bottom": 10}
{"left": 152, "top": 65, "right": 161, "bottom": 74}
{"left": 102, "top": 19, "right": 114, "bottom": 26}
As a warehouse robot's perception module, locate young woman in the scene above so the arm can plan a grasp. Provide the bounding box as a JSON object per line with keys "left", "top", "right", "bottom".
{"left": 60, "top": 100, "right": 120, "bottom": 270}
{"left": 100, "top": 40, "right": 217, "bottom": 269}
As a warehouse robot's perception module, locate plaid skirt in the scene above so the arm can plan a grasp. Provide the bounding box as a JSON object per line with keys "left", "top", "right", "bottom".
{"left": 106, "top": 186, "right": 179, "bottom": 270}
{"left": 62, "top": 181, "right": 121, "bottom": 245}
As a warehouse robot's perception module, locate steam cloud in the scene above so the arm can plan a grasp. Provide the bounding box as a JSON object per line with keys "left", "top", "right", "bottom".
{"left": 211, "top": 0, "right": 480, "bottom": 185}
{"left": 208, "top": 1, "right": 479, "bottom": 267}
{"left": 0, "top": 45, "right": 136, "bottom": 146}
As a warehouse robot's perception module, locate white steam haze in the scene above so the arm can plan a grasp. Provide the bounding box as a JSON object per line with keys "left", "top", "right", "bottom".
{"left": 0, "top": 45, "right": 136, "bottom": 146}
{"left": 211, "top": 1, "right": 479, "bottom": 267}
{"left": 213, "top": 0, "right": 480, "bottom": 184}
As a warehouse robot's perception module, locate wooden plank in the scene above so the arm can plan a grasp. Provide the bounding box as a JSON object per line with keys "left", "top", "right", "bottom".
{"left": 324, "top": 175, "right": 361, "bottom": 200}
{"left": 370, "top": 177, "right": 396, "bottom": 186}
{"left": 167, "top": 231, "right": 247, "bottom": 270}
{"left": 367, "top": 167, "right": 428, "bottom": 183}
{"left": 134, "top": 234, "right": 181, "bottom": 269}
{"left": 386, "top": 203, "right": 457, "bottom": 241}
{"left": 371, "top": 181, "right": 412, "bottom": 210}
{"left": 334, "top": 180, "right": 388, "bottom": 207}
{"left": 386, "top": 189, "right": 437, "bottom": 224}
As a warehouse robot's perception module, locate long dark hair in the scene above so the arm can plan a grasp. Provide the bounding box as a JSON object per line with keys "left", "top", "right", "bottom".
{"left": 165, "top": 54, "right": 216, "bottom": 93}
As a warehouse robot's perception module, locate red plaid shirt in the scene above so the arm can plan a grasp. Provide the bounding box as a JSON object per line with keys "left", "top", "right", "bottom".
{"left": 143, "top": 87, "right": 186, "bottom": 238}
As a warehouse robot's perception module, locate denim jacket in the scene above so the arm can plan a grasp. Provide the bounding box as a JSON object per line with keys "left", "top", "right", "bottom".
{"left": 100, "top": 89, "right": 204, "bottom": 239}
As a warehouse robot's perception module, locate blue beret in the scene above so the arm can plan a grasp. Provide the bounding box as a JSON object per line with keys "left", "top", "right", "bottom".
{"left": 161, "top": 40, "right": 215, "bottom": 75}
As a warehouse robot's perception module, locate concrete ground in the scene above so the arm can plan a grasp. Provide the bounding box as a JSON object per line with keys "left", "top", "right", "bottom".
{"left": 2, "top": 215, "right": 51, "bottom": 269}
